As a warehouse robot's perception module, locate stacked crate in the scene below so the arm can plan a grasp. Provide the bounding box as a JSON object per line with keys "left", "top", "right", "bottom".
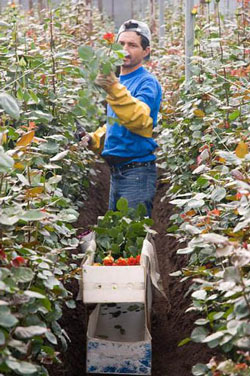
{"left": 80, "top": 233, "right": 154, "bottom": 375}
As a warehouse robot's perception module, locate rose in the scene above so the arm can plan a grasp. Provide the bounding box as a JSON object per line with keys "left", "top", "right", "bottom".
{"left": 103, "top": 33, "right": 115, "bottom": 44}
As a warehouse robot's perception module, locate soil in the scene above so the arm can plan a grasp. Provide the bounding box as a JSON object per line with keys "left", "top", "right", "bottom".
{"left": 50, "top": 160, "right": 216, "bottom": 376}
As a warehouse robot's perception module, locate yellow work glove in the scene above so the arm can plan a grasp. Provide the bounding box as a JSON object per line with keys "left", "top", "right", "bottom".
{"left": 95, "top": 72, "right": 118, "bottom": 94}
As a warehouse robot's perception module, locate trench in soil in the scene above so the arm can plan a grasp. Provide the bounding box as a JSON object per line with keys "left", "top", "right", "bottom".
{"left": 50, "top": 160, "right": 216, "bottom": 376}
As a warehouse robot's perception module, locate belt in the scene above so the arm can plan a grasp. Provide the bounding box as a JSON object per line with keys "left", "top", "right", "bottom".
{"left": 110, "top": 161, "right": 155, "bottom": 173}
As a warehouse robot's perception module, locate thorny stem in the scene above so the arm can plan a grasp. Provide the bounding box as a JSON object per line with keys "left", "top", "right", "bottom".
{"left": 242, "top": 0, "right": 246, "bottom": 60}
{"left": 216, "top": 2, "right": 224, "bottom": 61}
{"left": 0, "top": 173, "right": 4, "bottom": 195}
{"left": 14, "top": 22, "right": 18, "bottom": 96}
{"left": 239, "top": 269, "right": 250, "bottom": 314}
{"left": 27, "top": 165, "right": 31, "bottom": 243}
{"left": 207, "top": 2, "right": 214, "bottom": 57}
{"left": 49, "top": 9, "right": 56, "bottom": 116}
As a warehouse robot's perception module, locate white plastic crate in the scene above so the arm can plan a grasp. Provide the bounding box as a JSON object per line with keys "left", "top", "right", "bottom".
{"left": 82, "top": 264, "right": 147, "bottom": 303}
{"left": 86, "top": 302, "right": 152, "bottom": 375}
{"left": 78, "top": 232, "right": 164, "bottom": 304}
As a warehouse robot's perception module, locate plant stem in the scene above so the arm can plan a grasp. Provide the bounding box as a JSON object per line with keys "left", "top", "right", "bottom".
{"left": 49, "top": 9, "right": 56, "bottom": 116}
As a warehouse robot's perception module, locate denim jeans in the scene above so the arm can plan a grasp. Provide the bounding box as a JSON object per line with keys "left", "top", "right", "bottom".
{"left": 108, "top": 163, "right": 157, "bottom": 217}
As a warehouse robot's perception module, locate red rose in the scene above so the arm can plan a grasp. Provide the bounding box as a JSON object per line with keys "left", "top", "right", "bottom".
{"left": 116, "top": 257, "right": 127, "bottom": 266}
{"left": 127, "top": 256, "right": 137, "bottom": 265}
{"left": 103, "top": 33, "right": 115, "bottom": 44}
{"left": 0, "top": 249, "right": 7, "bottom": 260}
{"left": 11, "top": 256, "right": 26, "bottom": 267}
{"left": 135, "top": 255, "right": 141, "bottom": 265}
{"left": 103, "top": 255, "right": 114, "bottom": 266}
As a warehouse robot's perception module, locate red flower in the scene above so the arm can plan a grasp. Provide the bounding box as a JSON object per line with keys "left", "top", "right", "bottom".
{"left": 103, "top": 33, "right": 115, "bottom": 44}
{"left": 0, "top": 249, "right": 7, "bottom": 259}
{"left": 135, "top": 255, "right": 141, "bottom": 265}
{"left": 103, "top": 255, "right": 114, "bottom": 266}
{"left": 236, "top": 192, "right": 242, "bottom": 200}
{"left": 116, "top": 257, "right": 127, "bottom": 266}
{"left": 11, "top": 256, "right": 26, "bottom": 267}
{"left": 40, "top": 74, "right": 47, "bottom": 85}
{"left": 127, "top": 256, "right": 137, "bottom": 265}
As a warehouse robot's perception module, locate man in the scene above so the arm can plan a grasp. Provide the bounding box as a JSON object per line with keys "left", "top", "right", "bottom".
{"left": 84, "top": 20, "right": 162, "bottom": 217}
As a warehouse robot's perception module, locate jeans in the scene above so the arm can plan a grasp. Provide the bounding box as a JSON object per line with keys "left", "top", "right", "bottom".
{"left": 109, "top": 163, "right": 157, "bottom": 217}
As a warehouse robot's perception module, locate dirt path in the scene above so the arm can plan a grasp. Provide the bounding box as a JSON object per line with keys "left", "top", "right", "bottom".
{"left": 50, "top": 161, "right": 215, "bottom": 376}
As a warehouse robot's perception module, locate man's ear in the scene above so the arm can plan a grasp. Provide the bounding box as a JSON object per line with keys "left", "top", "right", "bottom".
{"left": 143, "top": 46, "right": 150, "bottom": 59}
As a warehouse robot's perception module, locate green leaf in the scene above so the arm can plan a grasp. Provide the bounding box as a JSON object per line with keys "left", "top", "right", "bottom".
{"left": 0, "top": 306, "right": 18, "bottom": 328}
{"left": 192, "top": 290, "right": 207, "bottom": 300}
{"left": 12, "top": 267, "right": 34, "bottom": 282}
{"left": 57, "top": 208, "right": 79, "bottom": 223}
{"left": 234, "top": 299, "right": 249, "bottom": 319}
{"left": 65, "top": 300, "right": 76, "bottom": 309}
{"left": 24, "top": 290, "right": 46, "bottom": 299}
{"left": 78, "top": 45, "right": 94, "bottom": 61}
{"left": 177, "top": 247, "right": 194, "bottom": 254}
{"left": 224, "top": 266, "right": 241, "bottom": 283}
{"left": 15, "top": 325, "right": 47, "bottom": 339}
{"left": 111, "top": 43, "right": 124, "bottom": 51}
{"left": 101, "top": 62, "right": 112, "bottom": 75}
{"left": 50, "top": 150, "right": 69, "bottom": 162}
{"left": 29, "top": 110, "right": 53, "bottom": 122}
{"left": 116, "top": 197, "right": 129, "bottom": 213}
{"left": 45, "top": 330, "right": 58, "bottom": 345}
{"left": 0, "top": 146, "right": 14, "bottom": 172}
{"left": 196, "top": 177, "right": 209, "bottom": 187}
{"left": 20, "top": 210, "right": 47, "bottom": 221}
{"left": 229, "top": 110, "right": 240, "bottom": 121}
{"left": 0, "top": 330, "right": 5, "bottom": 345}
{"left": 187, "top": 199, "right": 205, "bottom": 209}
{"left": 6, "top": 359, "right": 37, "bottom": 375}
{"left": 167, "top": 225, "right": 179, "bottom": 233}
{"left": 236, "top": 337, "right": 250, "bottom": 349}
{"left": 0, "top": 92, "right": 20, "bottom": 120}
{"left": 195, "top": 318, "right": 209, "bottom": 325}
{"left": 0, "top": 21, "right": 10, "bottom": 27}
{"left": 29, "top": 90, "right": 39, "bottom": 103}
{"left": 211, "top": 187, "right": 226, "bottom": 202}
{"left": 202, "top": 331, "right": 224, "bottom": 343}
{"left": 178, "top": 337, "right": 191, "bottom": 346}
{"left": 191, "top": 327, "right": 208, "bottom": 343}
{"left": 192, "top": 363, "right": 209, "bottom": 375}
{"left": 41, "top": 297, "right": 52, "bottom": 312}
{"left": 43, "top": 276, "right": 60, "bottom": 289}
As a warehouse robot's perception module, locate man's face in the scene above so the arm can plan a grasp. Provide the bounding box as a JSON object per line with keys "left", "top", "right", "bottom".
{"left": 118, "top": 31, "right": 150, "bottom": 71}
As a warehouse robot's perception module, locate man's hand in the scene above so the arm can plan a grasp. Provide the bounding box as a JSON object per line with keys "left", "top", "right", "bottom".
{"left": 95, "top": 72, "right": 118, "bottom": 94}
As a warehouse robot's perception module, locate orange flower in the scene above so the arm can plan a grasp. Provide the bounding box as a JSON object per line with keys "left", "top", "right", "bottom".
{"left": 103, "top": 33, "right": 115, "bottom": 44}
{"left": 29, "top": 121, "right": 36, "bottom": 129}
{"left": 191, "top": 5, "right": 198, "bottom": 15}
{"left": 234, "top": 363, "right": 248, "bottom": 370}
{"left": 208, "top": 209, "right": 220, "bottom": 216}
{"left": 236, "top": 192, "right": 242, "bottom": 200}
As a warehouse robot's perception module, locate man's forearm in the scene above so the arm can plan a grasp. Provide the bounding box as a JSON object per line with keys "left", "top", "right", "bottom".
{"left": 106, "top": 82, "right": 153, "bottom": 138}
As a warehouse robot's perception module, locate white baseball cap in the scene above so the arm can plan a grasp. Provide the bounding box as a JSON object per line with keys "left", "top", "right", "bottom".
{"left": 117, "top": 19, "right": 151, "bottom": 45}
